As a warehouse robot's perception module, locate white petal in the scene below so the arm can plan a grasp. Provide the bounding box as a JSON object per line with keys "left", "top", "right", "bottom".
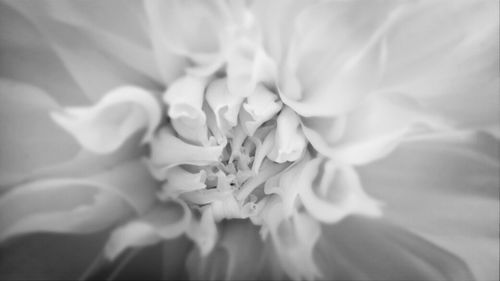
{"left": 300, "top": 163, "right": 382, "bottom": 223}
{"left": 205, "top": 78, "right": 245, "bottom": 135}
{"left": 149, "top": 127, "right": 225, "bottom": 168}
{"left": 105, "top": 200, "right": 191, "bottom": 260}
{"left": 51, "top": 86, "right": 161, "bottom": 154}
{"left": 163, "top": 75, "right": 209, "bottom": 145}
{"left": 268, "top": 107, "right": 307, "bottom": 163}
{"left": 187, "top": 207, "right": 218, "bottom": 256}
{"left": 239, "top": 85, "right": 282, "bottom": 136}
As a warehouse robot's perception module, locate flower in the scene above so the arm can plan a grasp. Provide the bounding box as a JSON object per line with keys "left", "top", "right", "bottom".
{"left": 0, "top": 0, "right": 498, "bottom": 280}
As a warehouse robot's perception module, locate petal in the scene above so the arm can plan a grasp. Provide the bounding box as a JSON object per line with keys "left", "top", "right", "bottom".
{"left": 105, "top": 200, "right": 191, "bottom": 260}
{"left": 51, "top": 86, "right": 162, "bottom": 154}
{"left": 6, "top": 0, "right": 161, "bottom": 101}
{"left": 0, "top": 79, "right": 79, "bottom": 186}
{"left": 379, "top": 0, "right": 499, "bottom": 129}
{"left": 239, "top": 85, "right": 282, "bottom": 136}
{"left": 186, "top": 207, "right": 218, "bottom": 256}
{"left": 163, "top": 75, "right": 209, "bottom": 145}
{"left": 315, "top": 217, "right": 475, "bottom": 280}
{"left": 0, "top": 180, "right": 131, "bottom": 241}
{"left": 359, "top": 131, "right": 499, "bottom": 280}
{"left": 149, "top": 127, "right": 225, "bottom": 168}
{"left": 278, "top": 1, "right": 403, "bottom": 117}
{"left": 303, "top": 93, "right": 450, "bottom": 165}
{"left": 301, "top": 163, "right": 382, "bottom": 224}
{"left": 268, "top": 107, "right": 307, "bottom": 163}
{"left": 144, "top": 0, "right": 229, "bottom": 81}
{"left": 0, "top": 2, "right": 87, "bottom": 105}
{"left": 186, "top": 220, "right": 285, "bottom": 280}
{"left": 205, "top": 78, "right": 245, "bottom": 135}
{"left": 261, "top": 198, "right": 321, "bottom": 281}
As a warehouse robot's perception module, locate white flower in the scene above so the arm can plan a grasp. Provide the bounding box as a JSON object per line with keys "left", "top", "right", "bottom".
{"left": 0, "top": 0, "right": 498, "bottom": 280}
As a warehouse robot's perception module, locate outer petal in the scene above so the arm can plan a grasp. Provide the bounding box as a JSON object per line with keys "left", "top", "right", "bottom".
{"left": 380, "top": 0, "right": 499, "bottom": 129}
{"left": 359, "top": 131, "right": 500, "bottom": 280}
{"left": 278, "top": 0, "right": 403, "bottom": 117}
{"left": 105, "top": 200, "right": 191, "bottom": 260}
{"left": 315, "top": 217, "right": 475, "bottom": 280}
{"left": 0, "top": 160, "right": 158, "bottom": 241}
{"left": 0, "top": 80, "right": 79, "bottom": 186}
{"left": 302, "top": 93, "right": 450, "bottom": 165}
{"left": 51, "top": 86, "right": 162, "bottom": 154}
{"left": 0, "top": 2, "right": 87, "bottom": 105}
{"left": 5, "top": 0, "right": 161, "bottom": 101}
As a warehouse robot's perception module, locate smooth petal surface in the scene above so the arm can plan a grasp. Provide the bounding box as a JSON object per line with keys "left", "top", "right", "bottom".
{"left": 51, "top": 86, "right": 162, "bottom": 154}
{"left": 315, "top": 217, "right": 475, "bottom": 280}
{"left": 379, "top": 0, "right": 499, "bottom": 129}
{"left": 278, "top": 0, "right": 402, "bottom": 117}
{"left": 359, "top": 131, "right": 500, "bottom": 280}
{"left": 0, "top": 79, "right": 79, "bottom": 186}
{"left": 5, "top": 0, "right": 161, "bottom": 100}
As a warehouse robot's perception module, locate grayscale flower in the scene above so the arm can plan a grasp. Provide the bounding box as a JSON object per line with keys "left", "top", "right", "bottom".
{"left": 0, "top": 1, "right": 498, "bottom": 280}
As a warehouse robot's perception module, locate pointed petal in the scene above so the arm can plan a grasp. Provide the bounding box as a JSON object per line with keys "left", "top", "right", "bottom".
{"left": 51, "top": 86, "right": 161, "bottom": 154}
{"left": 206, "top": 78, "right": 245, "bottom": 135}
{"left": 359, "top": 131, "right": 500, "bottom": 280}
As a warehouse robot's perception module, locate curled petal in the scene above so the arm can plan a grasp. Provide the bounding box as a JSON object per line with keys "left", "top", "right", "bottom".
{"left": 51, "top": 86, "right": 162, "bottom": 154}
{"left": 149, "top": 127, "right": 225, "bottom": 168}
{"left": 206, "top": 78, "right": 245, "bottom": 134}
{"left": 239, "top": 85, "right": 282, "bottom": 136}
{"left": 105, "top": 200, "right": 191, "bottom": 260}
{"left": 268, "top": 107, "right": 307, "bottom": 163}
{"left": 163, "top": 75, "right": 209, "bottom": 145}
{"left": 301, "top": 163, "right": 382, "bottom": 224}
{"left": 155, "top": 166, "right": 207, "bottom": 199}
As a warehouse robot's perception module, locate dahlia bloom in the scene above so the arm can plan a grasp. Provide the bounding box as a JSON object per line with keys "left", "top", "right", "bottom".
{"left": 0, "top": 0, "right": 498, "bottom": 280}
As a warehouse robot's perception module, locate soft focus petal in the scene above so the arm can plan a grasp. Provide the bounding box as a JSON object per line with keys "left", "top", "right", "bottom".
{"left": 206, "top": 78, "right": 245, "bottom": 135}
{"left": 303, "top": 93, "right": 450, "bottom": 165}
{"left": 380, "top": 0, "right": 499, "bottom": 129}
{"left": 186, "top": 220, "right": 285, "bottom": 281}
{"left": 359, "top": 131, "right": 500, "bottom": 280}
{"left": 0, "top": 180, "right": 131, "bottom": 241}
{"left": 149, "top": 127, "right": 225, "bottom": 168}
{"left": 5, "top": 0, "right": 161, "bottom": 100}
{"left": 278, "top": 0, "right": 402, "bottom": 117}
{"left": 0, "top": 79, "right": 79, "bottom": 186}
{"left": 0, "top": 2, "right": 87, "bottom": 105}
{"left": 105, "top": 200, "right": 191, "bottom": 260}
{"left": 301, "top": 163, "right": 382, "bottom": 224}
{"left": 268, "top": 107, "right": 307, "bottom": 163}
{"left": 51, "top": 86, "right": 162, "bottom": 154}
{"left": 315, "top": 217, "right": 475, "bottom": 280}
